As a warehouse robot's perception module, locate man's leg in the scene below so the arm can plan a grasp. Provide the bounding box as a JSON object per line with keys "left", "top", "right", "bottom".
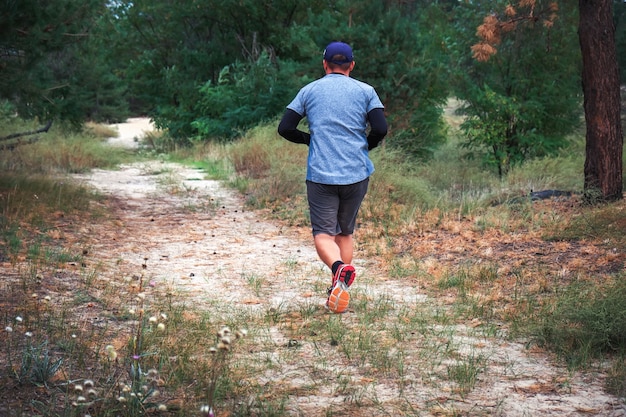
{"left": 316, "top": 233, "right": 354, "bottom": 314}
{"left": 313, "top": 233, "right": 353, "bottom": 268}
{"left": 335, "top": 234, "right": 353, "bottom": 265}
{"left": 313, "top": 233, "right": 342, "bottom": 269}
{"left": 307, "top": 181, "right": 360, "bottom": 313}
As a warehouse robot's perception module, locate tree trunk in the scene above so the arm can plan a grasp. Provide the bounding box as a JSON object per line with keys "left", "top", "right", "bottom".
{"left": 578, "top": 0, "right": 624, "bottom": 202}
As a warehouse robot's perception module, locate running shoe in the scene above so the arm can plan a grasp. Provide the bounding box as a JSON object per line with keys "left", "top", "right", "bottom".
{"left": 326, "top": 281, "right": 350, "bottom": 314}
{"left": 333, "top": 263, "right": 355, "bottom": 288}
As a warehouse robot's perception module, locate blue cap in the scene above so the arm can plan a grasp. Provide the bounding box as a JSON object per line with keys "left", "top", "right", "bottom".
{"left": 323, "top": 42, "right": 353, "bottom": 64}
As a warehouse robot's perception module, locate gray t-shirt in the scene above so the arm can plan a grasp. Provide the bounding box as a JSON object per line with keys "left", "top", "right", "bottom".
{"left": 287, "top": 74, "right": 384, "bottom": 185}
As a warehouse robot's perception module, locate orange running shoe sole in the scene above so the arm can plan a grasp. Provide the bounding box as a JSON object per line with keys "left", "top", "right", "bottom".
{"left": 327, "top": 282, "right": 350, "bottom": 314}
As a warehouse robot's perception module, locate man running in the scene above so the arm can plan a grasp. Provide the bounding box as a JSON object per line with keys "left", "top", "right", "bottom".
{"left": 278, "top": 41, "right": 388, "bottom": 313}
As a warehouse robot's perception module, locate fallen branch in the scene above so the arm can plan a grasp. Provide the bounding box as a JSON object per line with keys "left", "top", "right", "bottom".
{"left": 0, "top": 120, "right": 53, "bottom": 143}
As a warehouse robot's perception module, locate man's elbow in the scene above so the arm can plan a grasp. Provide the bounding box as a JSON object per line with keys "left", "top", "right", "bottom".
{"left": 372, "top": 126, "right": 388, "bottom": 139}
{"left": 277, "top": 121, "right": 291, "bottom": 139}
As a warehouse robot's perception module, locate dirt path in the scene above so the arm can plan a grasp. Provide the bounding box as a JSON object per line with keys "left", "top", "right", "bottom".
{"left": 72, "top": 119, "right": 625, "bottom": 416}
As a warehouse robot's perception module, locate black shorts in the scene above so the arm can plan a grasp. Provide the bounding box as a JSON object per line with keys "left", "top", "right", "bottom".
{"left": 306, "top": 178, "right": 369, "bottom": 236}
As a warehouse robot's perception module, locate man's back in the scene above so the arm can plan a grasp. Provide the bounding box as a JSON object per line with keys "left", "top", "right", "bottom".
{"left": 287, "top": 74, "right": 383, "bottom": 185}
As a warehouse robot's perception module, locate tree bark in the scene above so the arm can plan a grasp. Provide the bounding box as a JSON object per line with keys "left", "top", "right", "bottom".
{"left": 578, "top": 0, "right": 624, "bottom": 202}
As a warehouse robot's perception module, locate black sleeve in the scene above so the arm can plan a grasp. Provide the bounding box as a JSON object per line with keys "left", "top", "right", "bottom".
{"left": 366, "top": 108, "right": 388, "bottom": 151}
{"left": 278, "top": 109, "right": 310, "bottom": 146}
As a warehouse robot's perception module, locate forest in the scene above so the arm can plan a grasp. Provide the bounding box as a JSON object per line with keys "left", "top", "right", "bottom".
{"left": 1, "top": 0, "right": 624, "bottom": 200}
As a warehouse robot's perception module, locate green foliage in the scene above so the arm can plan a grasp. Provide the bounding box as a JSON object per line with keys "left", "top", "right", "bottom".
{"left": 109, "top": 0, "right": 315, "bottom": 141}
{"left": 74, "top": 14, "right": 131, "bottom": 123}
{"left": 192, "top": 53, "right": 303, "bottom": 140}
{"left": 106, "top": 0, "right": 453, "bottom": 154}
{"left": 369, "top": 4, "right": 452, "bottom": 159}
{"left": 0, "top": 0, "right": 111, "bottom": 126}
{"left": 388, "top": 103, "right": 448, "bottom": 161}
{"left": 3, "top": 0, "right": 625, "bottom": 162}
{"left": 285, "top": 2, "right": 452, "bottom": 160}
{"left": 452, "top": 1, "right": 582, "bottom": 176}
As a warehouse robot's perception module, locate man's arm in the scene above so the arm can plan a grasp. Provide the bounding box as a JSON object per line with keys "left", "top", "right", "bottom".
{"left": 278, "top": 109, "right": 310, "bottom": 145}
{"left": 367, "top": 108, "right": 388, "bottom": 150}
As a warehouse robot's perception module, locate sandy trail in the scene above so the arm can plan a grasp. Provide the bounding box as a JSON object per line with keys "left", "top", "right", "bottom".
{"left": 71, "top": 118, "right": 625, "bottom": 416}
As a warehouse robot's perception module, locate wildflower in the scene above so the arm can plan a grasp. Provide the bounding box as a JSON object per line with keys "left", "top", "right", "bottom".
{"left": 74, "top": 384, "right": 84, "bottom": 393}
{"left": 72, "top": 334, "right": 77, "bottom": 339}
{"left": 218, "top": 327, "right": 231, "bottom": 338}
{"left": 25, "top": 332, "right": 33, "bottom": 338}
{"left": 76, "top": 396, "right": 87, "bottom": 403}
{"left": 128, "top": 309, "right": 136, "bottom": 315}
{"left": 157, "top": 404, "right": 167, "bottom": 411}
{"left": 5, "top": 326, "right": 12, "bottom": 333}
{"left": 209, "top": 347, "right": 217, "bottom": 354}
{"left": 87, "top": 389, "right": 97, "bottom": 399}
{"left": 217, "top": 341, "right": 229, "bottom": 351}
{"left": 44, "top": 295, "right": 51, "bottom": 302}
{"left": 117, "top": 396, "right": 127, "bottom": 403}
{"left": 15, "top": 316, "right": 23, "bottom": 323}
{"left": 149, "top": 280, "right": 156, "bottom": 287}
{"left": 137, "top": 292, "right": 146, "bottom": 300}
{"left": 84, "top": 379, "right": 94, "bottom": 388}
{"left": 157, "top": 323, "right": 165, "bottom": 331}
{"left": 31, "top": 293, "right": 37, "bottom": 298}
{"left": 149, "top": 316, "right": 158, "bottom": 324}
{"left": 105, "top": 345, "right": 117, "bottom": 360}
{"left": 235, "top": 329, "right": 248, "bottom": 339}
{"left": 160, "top": 313, "right": 167, "bottom": 320}
{"left": 147, "top": 369, "right": 159, "bottom": 378}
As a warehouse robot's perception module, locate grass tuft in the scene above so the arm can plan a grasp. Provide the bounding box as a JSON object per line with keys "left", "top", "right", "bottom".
{"left": 532, "top": 275, "right": 626, "bottom": 367}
